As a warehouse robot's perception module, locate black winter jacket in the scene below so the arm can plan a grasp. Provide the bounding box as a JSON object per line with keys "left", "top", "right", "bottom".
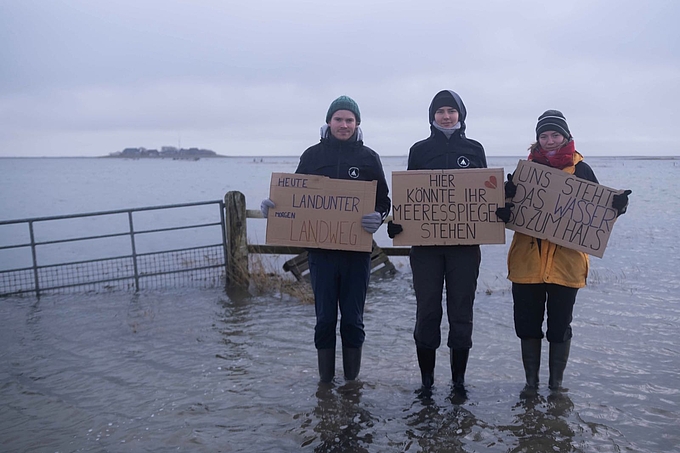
{"left": 408, "top": 128, "right": 487, "bottom": 170}
{"left": 295, "top": 131, "right": 391, "bottom": 220}
{"left": 572, "top": 161, "right": 598, "bottom": 184}
{"left": 408, "top": 89, "right": 487, "bottom": 170}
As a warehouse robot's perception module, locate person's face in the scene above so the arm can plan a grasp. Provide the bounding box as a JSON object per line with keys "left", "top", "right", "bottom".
{"left": 328, "top": 110, "right": 357, "bottom": 140}
{"left": 538, "top": 131, "right": 567, "bottom": 152}
{"left": 434, "top": 106, "right": 459, "bottom": 128}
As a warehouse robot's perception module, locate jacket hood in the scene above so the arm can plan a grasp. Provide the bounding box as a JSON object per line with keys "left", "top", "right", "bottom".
{"left": 573, "top": 150, "right": 584, "bottom": 165}
{"left": 429, "top": 90, "right": 467, "bottom": 135}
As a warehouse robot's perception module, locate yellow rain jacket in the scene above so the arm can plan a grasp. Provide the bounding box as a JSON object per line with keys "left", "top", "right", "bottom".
{"left": 507, "top": 153, "right": 590, "bottom": 289}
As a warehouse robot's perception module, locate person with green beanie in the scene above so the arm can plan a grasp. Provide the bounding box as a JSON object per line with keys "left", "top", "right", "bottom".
{"left": 261, "top": 95, "right": 390, "bottom": 384}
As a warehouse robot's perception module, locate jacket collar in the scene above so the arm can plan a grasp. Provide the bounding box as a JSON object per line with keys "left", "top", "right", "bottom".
{"left": 320, "top": 125, "right": 363, "bottom": 149}
{"left": 562, "top": 151, "right": 584, "bottom": 175}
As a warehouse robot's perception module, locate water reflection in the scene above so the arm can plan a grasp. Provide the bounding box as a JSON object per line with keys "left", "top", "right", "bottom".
{"left": 404, "top": 391, "right": 479, "bottom": 452}
{"left": 216, "top": 293, "right": 254, "bottom": 375}
{"left": 501, "top": 392, "right": 578, "bottom": 453}
{"left": 311, "top": 381, "right": 374, "bottom": 452}
{"left": 447, "top": 385, "right": 468, "bottom": 406}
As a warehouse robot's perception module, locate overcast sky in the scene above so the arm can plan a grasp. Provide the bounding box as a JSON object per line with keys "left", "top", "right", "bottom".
{"left": 1, "top": 0, "right": 678, "bottom": 157}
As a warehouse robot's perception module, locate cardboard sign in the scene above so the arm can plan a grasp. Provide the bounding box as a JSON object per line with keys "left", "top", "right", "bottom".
{"left": 506, "top": 159, "right": 622, "bottom": 258}
{"left": 265, "top": 173, "right": 377, "bottom": 252}
{"left": 391, "top": 168, "right": 505, "bottom": 246}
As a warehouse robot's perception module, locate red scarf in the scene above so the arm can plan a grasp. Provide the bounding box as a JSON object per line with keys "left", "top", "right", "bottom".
{"left": 529, "top": 140, "right": 576, "bottom": 169}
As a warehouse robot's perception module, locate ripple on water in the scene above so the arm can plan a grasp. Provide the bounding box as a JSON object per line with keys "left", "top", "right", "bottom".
{"left": 0, "top": 271, "right": 678, "bottom": 453}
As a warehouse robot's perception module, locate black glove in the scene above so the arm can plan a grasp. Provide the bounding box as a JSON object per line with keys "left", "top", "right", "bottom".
{"left": 387, "top": 221, "right": 403, "bottom": 239}
{"left": 612, "top": 189, "right": 631, "bottom": 216}
{"left": 495, "top": 202, "right": 514, "bottom": 223}
{"left": 504, "top": 173, "right": 517, "bottom": 199}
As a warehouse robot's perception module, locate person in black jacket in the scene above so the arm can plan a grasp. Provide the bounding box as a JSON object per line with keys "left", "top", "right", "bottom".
{"left": 261, "top": 96, "right": 391, "bottom": 383}
{"left": 389, "top": 90, "right": 486, "bottom": 393}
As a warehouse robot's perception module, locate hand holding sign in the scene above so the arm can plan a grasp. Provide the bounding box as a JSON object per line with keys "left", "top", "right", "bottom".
{"left": 260, "top": 198, "right": 275, "bottom": 218}
{"left": 504, "top": 173, "right": 517, "bottom": 199}
{"left": 495, "top": 202, "right": 514, "bottom": 223}
{"left": 612, "top": 189, "right": 632, "bottom": 216}
{"left": 387, "top": 221, "right": 403, "bottom": 238}
{"left": 361, "top": 211, "right": 382, "bottom": 234}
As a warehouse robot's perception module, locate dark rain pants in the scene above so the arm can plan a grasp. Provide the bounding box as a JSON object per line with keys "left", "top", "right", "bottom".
{"left": 410, "top": 245, "right": 481, "bottom": 350}
{"left": 308, "top": 249, "right": 371, "bottom": 350}
{"left": 512, "top": 282, "right": 578, "bottom": 343}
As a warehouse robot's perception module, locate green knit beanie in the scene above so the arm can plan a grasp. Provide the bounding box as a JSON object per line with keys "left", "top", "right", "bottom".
{"left": 325, "top": 95, "right": 361, "bottom": 124}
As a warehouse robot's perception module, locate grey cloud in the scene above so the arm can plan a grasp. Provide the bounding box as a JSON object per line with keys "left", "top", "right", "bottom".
{"left": 0, "top": 0, "right": 678, "bottom": 157}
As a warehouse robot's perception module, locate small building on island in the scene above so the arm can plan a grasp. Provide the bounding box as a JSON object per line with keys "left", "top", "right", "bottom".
{"left": 108, "top": 146, "right": 222, "bottom": 159}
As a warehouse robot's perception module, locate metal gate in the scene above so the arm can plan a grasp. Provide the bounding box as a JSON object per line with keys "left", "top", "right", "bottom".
{"left": 0, "top": 201, "right": 227, "bottom": 297}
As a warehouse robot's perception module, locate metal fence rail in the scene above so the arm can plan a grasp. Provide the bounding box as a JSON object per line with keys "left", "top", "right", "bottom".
{"left": 0, "top": 200, "right": 227, "bottom": 297}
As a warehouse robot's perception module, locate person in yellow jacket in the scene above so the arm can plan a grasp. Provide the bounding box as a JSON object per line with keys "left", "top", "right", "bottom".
{"left": 496, "top": 110, "right": 631, "bottom": 395}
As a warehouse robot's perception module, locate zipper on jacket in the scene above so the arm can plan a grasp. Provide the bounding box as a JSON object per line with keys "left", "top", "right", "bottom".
{"left": 446, "top": 137, "right": 452, "bottom": 168}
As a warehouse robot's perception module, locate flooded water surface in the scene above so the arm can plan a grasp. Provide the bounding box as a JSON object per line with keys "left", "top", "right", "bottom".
{"left": 1, "top": 156, "right": 679, "bottom": 452}
{"left": 2, "top": 267, "right": 678, "bottom": 452}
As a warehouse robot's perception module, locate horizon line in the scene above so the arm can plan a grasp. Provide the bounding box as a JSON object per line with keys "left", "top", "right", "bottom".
{"left": 1, "top": 154, "right": 679, "bottom": 160}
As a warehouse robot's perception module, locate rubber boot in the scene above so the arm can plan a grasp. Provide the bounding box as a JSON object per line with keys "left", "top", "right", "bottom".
{"left": 520, "top": 338, "right": 542, "bottom": 396}
{"left": 416, "top": 348, "right": 436, "bottom": 390}
{"left": 342, "top": 346, "right": 362, "bottom": 381}
{"left": 548, "top": 340, "right": 571, "bottom": 391}
{"left": 317, "top": 348, "right": 335, "bottom": 383}
{"left": 450, "top": 348, "right": 470, "bottom": 389}
{"left": 521, "top": 338, "right": 542, "bottom": 389}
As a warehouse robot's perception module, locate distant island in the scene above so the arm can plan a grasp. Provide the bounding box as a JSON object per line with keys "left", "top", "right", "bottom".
{"left": 106, "top": 146, "right": 226, "bottom": 159}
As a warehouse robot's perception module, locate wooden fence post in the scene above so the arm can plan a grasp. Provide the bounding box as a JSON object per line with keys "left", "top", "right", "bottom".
{"left": 224, "top": 191, "right": 249, "bottom": 289}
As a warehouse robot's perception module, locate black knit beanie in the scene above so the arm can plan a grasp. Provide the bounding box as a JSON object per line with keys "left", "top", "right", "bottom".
{"left": 536, "top": 110, "right": 571, "bottom": 140}
{"left": 429, "top": 91, "right": 461, "bottom": 123}
{"left": 326, "top": 95, "right": 361, "bottom": 125}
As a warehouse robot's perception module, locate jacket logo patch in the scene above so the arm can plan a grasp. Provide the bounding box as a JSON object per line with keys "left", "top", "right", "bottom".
{"left": 457, "top": 156, "right": 471, "bottom": 168}
{"left": 348, "top": 167, "right": 360, "bottom": 178}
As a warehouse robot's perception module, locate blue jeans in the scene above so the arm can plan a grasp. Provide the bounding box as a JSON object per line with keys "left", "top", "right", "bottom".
{"left": 308, "top": 249, "right": 371, "bottom": 350}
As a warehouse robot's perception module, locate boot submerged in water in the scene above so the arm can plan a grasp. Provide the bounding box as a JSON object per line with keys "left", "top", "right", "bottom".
{"left": 450, "top": 348, "right": 470, "bottom": 389}
{"left": 317, "top": 348, "right": 335, "bottom": 383}
{"left": 549, "top": 340, "right": 571, "bottom": 391}
{"left": 417, "top": 347, "right": 436, "bottom": 390}
{"left": 342, "top": 346, "right": 362, "bottom": 381}
{"left": 520, "top": 338, "right": 542, "bottom": 396}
